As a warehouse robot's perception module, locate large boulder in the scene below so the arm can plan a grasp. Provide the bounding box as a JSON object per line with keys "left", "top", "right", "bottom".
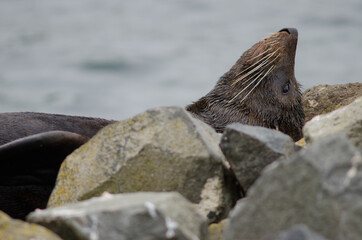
{"left": 303, "top": 96, "right": 362, "bottom": 150}
{"left": 48, "top": 107, "right": 240, "bottom": 222}
{"left": 302, "top": 82, "right": 362, "bottom": 122}
{"left": 0, "top": 210, "right": 61, "bottom": 240}
{"left": 220, "top": 124, "right": 300, "bottom": 192}
{"left": 224, "top": 135, "right": 362, "bottom": 240}
{"left": 28, "top": 192, "right": 207, "bottom": 240}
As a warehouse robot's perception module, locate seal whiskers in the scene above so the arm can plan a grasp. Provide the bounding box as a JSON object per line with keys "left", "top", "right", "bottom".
{"left": 229, "top": 49, "right": 280, "bottom": 103}
{"left": 186, "top": 28, "right": 305, "bottom": 141}
{"left": 238, "top": 65, "right": 275, "bottom": 103}
{"left": 232, "top": 48, "right": 280, "bottom": 85}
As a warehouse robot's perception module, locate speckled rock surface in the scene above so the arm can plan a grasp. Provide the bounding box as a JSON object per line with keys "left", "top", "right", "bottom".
{"left": 29, "top": 192, "right": 207, "bottom": 240}
{"left": 208, "top": 219, "right": 229, "bottom": 240}
{"left": 271, "top": 225, "right": 329, "bottom": 240}
{"left": 0, "top": 210, "right": 61, "bottom": 240}
{"left": 220, "top": 124, "right": 300, "bottom": 192}
{"left": 224, "top": 135, "right": 362, "bottom": 240}
{"left": 303, "top": 82, "right": 362, "bottom": 122}
{"left": 303, "top": 96, "right": 362, "bottom": 150}
{"left": 48, "top": 107, "right": 239, "bottom": 222}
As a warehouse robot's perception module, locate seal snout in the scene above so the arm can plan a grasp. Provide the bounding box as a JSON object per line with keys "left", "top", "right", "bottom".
{"left": 279, "top": 28, "right": 298, "bottom": 36}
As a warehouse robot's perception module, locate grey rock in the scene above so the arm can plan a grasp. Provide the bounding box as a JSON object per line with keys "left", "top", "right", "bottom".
{"left": 28, "top": 192, "right": 207, "bottom": 240}
{"left": 48, "top": 107, "right": 239, "bottom": 223}
{"left": 0, "top": 210, "right": 62, "bottom": 240}
{"left": 220, "top": 124, "right": 300, "bottom": 191}
{"left": 224, "top": 135, "right": 362, "bottom": 240}
{"left": 270, "top": 224, "right": 329, "bottom": 240}
{"left": 303, "top": 96, "right": 362, "bottom": 150}
{"left": 302, "top": 82, "right": 362, "bottom": 123}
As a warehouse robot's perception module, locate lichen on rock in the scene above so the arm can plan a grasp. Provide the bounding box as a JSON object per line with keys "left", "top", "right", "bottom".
{"left": 302, "top": 82, "right": 362, "bottom": 122}
{"left": 303, "top": 96, "right": 362, "bottom": 150}
{"left": 0, "top": 210, "right": 61, "bottom": 240}
{"left": 48, "top": 107, "right": 239, "bottom": 222}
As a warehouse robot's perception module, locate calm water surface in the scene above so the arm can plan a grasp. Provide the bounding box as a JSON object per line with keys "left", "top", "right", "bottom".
{"left": 0, "top": 0, "right": 361, "bottom": 119}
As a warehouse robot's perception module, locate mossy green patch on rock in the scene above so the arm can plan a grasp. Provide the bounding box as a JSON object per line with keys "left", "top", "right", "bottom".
{"left": 48, "top": 107, "right": 239, "bottom": 222}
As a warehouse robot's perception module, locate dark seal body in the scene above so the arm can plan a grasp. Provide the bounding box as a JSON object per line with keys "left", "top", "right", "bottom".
{"left": 0, "top": 112, "right": 115, "bottom": 145}
{"left": 0, "top": 112, "right": 115, "bottom": 219}
{"left": 186, "top": 28, "right": 304, "bottom": 141}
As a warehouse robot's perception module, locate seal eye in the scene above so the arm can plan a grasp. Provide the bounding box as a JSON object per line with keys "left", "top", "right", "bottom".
{"left": 282, "top": 82, "right": 290, "bottom": 94}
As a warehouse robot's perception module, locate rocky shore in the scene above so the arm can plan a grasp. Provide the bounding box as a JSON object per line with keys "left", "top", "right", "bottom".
{"left": 1, "top": 83, "right": 361, "bottom": 240}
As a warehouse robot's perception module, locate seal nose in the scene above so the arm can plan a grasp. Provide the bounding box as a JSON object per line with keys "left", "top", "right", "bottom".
{"left": 279, "top": 28, "right": 298, "bottom": 36}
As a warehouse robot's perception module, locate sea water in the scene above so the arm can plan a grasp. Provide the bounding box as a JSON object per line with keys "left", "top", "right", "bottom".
{"left": 0, "top": 0, "right": 361, "bottom": 120}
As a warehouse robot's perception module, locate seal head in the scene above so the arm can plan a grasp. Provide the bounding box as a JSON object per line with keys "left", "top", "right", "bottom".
{"left": 186, "top": 28, "right": 304, "bottom": 141}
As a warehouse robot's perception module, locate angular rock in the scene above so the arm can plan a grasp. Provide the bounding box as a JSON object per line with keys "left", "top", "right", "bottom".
{"left": 224, "top": 135, "right": 362, "bottom": 240}
{"left": 303, "top": 96, "right": 362, "bottom": 150}
{"left": 0, "top": 210, "right": 61, "bottom": 240}
{"left": 48, "top": 107, "right": 240, "bottom": 222}
{"left": 220, "top": 124, "right": 300, "bottom": 192}
{"left": 28, "top": 192, "right": 207, "bottom": 240}
{"left": 303, "top": 82, "right": 362, "bottom": 122}
{"left": 271, "top": 225, "right": 329, "bottom": 240}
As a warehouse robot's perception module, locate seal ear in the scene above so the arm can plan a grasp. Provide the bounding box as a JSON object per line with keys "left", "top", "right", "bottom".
{"left": 0, "top": 131, "right": 89, "bottom": 219}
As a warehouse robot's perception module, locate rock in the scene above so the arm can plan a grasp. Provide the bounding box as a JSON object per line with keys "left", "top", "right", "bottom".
{"left": 28, "top": 192, "right": 207, "bottom": 240}
{"left": 48, "top": 107, "right": 240, "bottom": 223}
{"left": 208, "top": 219, "right": 228, "bottom": 240}
{"left": 0, "top": 210, "right": 61, "bottom": 240}
{"left": 295, "top": 138, "right": 306, "bottom": 148}
{"left": 220, "top": 124, "right": 300, "bottom": 192}
{"left": 303, "top": 96, "right": 362, "bottom": 150}
{"left": 224, "top": 135, "right": 362, "bottom": 240}
{"left": 271, "top": 224, "right": 329, "bottom": 240}
{"left": 303, "top": 82, "right": 362, "bottom": 122}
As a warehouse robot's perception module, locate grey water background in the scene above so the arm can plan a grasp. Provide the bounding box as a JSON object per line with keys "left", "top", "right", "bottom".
{"left": 0, "top": 0, "right": 361, "bottom": 120}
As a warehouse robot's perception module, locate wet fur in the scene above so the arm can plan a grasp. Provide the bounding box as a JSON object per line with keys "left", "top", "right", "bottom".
{"left": 0, "top": 112, "right": 115, "bottom": 219}
{"left": 186, "top": 29, "right": 304, "bottom": 141}
{"left": 0, "top": 29, "right": 304, "bottom": 219}
{"left": 0, "top": 112, "right": 115, "bottom": 145}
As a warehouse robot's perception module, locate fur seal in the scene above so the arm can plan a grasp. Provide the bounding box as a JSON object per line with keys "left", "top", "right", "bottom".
{"left": 0, "top": 131, "right": 89, "bottom": 219}
{"left": 0, "top": 112, "right": 115, "bottom": 219}
{"left": 186, "top": 28, "right": 305, "bottom": 141}
{"left": 0, "top": 27, "right": 304, "bottom": 219}
{"left": 0, "top": 112, "right": 115, "bottom": 145}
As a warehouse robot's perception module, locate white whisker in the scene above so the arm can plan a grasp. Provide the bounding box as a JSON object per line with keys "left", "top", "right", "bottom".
{"left": 233, "top": 49, "right": 278, "bottom": 78}
{"left": 229, "top": 67, "right": 269, "bottom": 103}
{"left": 268, "top": 42, "right": 279, "bottom": 46}
{"left": 248, "top": 48, "right": 272, "bottom": 61}
{"left": 232, "top": 49, "right": 279, "bottom": 86}
{"left": 240, "top": 65, "right": 275, "bottom": 102}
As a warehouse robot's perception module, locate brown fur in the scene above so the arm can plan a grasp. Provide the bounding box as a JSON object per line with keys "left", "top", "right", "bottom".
{"left": 186, "top": 28, "right": 304, "bottom": 141}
